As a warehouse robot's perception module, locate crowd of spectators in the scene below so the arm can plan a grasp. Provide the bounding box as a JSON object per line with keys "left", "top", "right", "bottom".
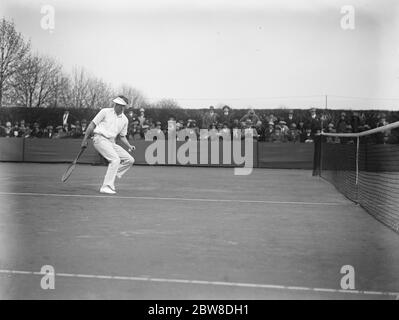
{"left": 0, "top": 106, "right": 398, "bottom": 144}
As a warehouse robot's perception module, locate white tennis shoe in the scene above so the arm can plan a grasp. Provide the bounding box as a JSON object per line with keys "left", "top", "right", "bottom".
{"left": 100, "top": 185, "right": 116, "bottom": 194}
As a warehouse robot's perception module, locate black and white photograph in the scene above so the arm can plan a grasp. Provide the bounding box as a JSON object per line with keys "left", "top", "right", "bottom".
{"left": 0, "top": 0, "right": 398, "bottom": 304}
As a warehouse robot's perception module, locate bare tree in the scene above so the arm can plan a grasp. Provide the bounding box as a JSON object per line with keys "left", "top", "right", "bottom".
{"left": 12, "top": 53, "right": 62, "bottom": 108}
{"left": 153, "top": 98, "right": 181, "bottom": 109}
{"left": 86, "top": 77, "right": 114, "bottom": 109}
{"left": 0, "top": 18, "right": 30, "bottom": 107}
{"left": 119, "top": 84, "right": 147, "bottom": 109}
{"left": 69, "top": 67, "right": 90, "bottom": 109}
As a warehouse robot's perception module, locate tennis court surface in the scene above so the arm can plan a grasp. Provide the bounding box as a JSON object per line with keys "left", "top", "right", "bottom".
{"left": 0, "top": 163, "right": 398, "bottom": 299}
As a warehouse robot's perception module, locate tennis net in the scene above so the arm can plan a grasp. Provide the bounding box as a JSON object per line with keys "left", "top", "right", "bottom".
{"left": 314, "top": 121, "right": 399, "bottom": 233}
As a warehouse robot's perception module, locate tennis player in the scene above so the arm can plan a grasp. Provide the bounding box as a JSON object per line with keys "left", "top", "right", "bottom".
{"left": 81, "top": 95, "right": 135, "bottom": 194}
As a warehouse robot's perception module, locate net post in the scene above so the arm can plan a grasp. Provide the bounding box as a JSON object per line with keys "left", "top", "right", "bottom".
{"left": 355, "top": 136, "right": 359, "bottom": 185}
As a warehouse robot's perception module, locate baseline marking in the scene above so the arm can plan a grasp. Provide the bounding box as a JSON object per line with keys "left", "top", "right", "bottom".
{"left": 0, "top": 269, "right": 398, "bottom": 298}
{"left": 0, "top": 192, "right": 347, "bottom": 206}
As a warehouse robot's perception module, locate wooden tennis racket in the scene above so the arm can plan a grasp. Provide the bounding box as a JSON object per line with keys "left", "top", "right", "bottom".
{"left": 61, "top": 147, "right": 86, "bottom": 182}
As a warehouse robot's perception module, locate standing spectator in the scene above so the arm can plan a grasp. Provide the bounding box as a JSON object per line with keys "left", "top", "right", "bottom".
{"left": 377, "top": 114, "right": 390, "bottom": 144}
{"left": 81, "top": 119, "right": 88, "bottom": 135}
{"left": 4, "top": 121, "right": 13, "bottom": 137}
{"left": 297, "top": 120, "right": 306, "bottom": 136}
{"left": 309, "top": 108, "right": 321, "bottom": 134}
{"left": 138, "top": 108, "right": 146, "bottom": 126}
{"left": 336, "top": 112, "right": 348, "bottom": 133}
{"left": 0, "top": 121, "right": 5, "bottom": 137}
{"left": 240, "top": 109, "right": 261, "bottom": 128}
{"left": 265, "top": 113, "right": 278, "bottom": 125}
{"left": 126, "top": 109, "right": 136, "bottom": 126}
{"left": 351, "top": 111, "right": 362, "bottom": 133}
{"left": 202, "top": 106, "right": 219, "bottom": 129}
{"left": 286, "top": 110, "right": 296, "bottom": 128}
{"left": 220, "top": 105, "right": 233, "bottom": 127}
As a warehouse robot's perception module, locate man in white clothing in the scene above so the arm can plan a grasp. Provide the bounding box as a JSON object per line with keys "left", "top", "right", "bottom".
{"left": 81, "top": 95, "right": 135, "bottom": 194}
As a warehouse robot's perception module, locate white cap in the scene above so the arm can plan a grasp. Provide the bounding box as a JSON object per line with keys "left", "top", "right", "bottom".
{"left": 112, "top": 96, "right": 128, "bottom": 106}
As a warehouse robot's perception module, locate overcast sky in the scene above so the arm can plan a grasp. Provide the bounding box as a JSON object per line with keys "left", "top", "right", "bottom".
{"left": 1, "top": 0, "right": 398, "bottom": 109}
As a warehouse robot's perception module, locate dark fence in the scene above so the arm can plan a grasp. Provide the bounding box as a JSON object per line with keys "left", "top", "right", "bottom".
{"left": 0, "top": 138, "right": 314, "bottom": 169}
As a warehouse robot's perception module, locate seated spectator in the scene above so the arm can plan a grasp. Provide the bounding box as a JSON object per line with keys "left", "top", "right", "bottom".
{"left": 74, "top": 120, "right": 83, "bottom": 137}
{"left": 178, "top": 120, "right": 186, "bottom": 130}
{"left": 326, "top": 123, "right": 340, "bottom": 144}
{"left": 278, "top": 120, "right": 289, "bottom": 135}
{"left": 341, "top": 124, "right": 354, "bottom": 144}
{"left": 187, "top": 119, "right": 199, "bottom": 137}
{"left": 18, "top": 120, "right": 28, "bottom": 137}
{"left": 297, "top": 120, "right": 306, "bottom": 135}
{"left": 202, "top": 106, "right": 219, "bottom": 129}
{"left": 220, "top": 123, "right": 231, "bottom": 137}
{"left": 126, "top": 109, "right": 136, "bottom": 125}
{"left": 231, "top": 119, "right": 241, "bottom": 129}
{"left": 287, "top": 123, "right": 300, "bottom": 143}
{"left": 12, "top": 122, "right": 20, "bottom": 137}
{"left": 54, "top": 126, "right": 68, "bottom": 139}
{"left": 129, "top": 120, "right": 143, "bottom": 140}
{"left": 242, "top": 119, "right": 259, "bottom": 140}
{"left": 301, "top": 127, "right": 314, "bottom": 143}
{"left": 69, "top": 124, "right": 81, "bottom": 138}
{"left": 208, "top": 123, "right": 219, "bottom": 141}
{"left": 176, "top": 120, "right": 184, "bottom": 133}
{"left": 387, "top": 127, "right": 399, "bottom": 144}
{"left": 44, "top": 125, "right": 55, "bottom": 139}
{"left": 142, "top": 124, "right": 150, "bottom": 139}
{"left": 263, "top": 122, "right": 275, "bottom": 142}
{"left": 377, "top": 113, "right": 389, "bottom": 127}
{"left": 23, "top": 123, "right": 32, "bottom": 138}
{"left": 270, "top": 125, "right": 287, "bottom": 143}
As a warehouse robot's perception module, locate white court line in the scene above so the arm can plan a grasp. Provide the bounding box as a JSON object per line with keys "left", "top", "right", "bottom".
{"left": 0, "top": 191, "right": 347, "bottom": 206}
{"left": 0, "top": 269, "right": 398, "bottom": 298}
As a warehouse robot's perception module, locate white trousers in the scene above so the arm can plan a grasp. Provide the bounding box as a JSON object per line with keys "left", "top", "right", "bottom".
{"left": 93, "top": 135, "right": 135, "bottom": 189}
